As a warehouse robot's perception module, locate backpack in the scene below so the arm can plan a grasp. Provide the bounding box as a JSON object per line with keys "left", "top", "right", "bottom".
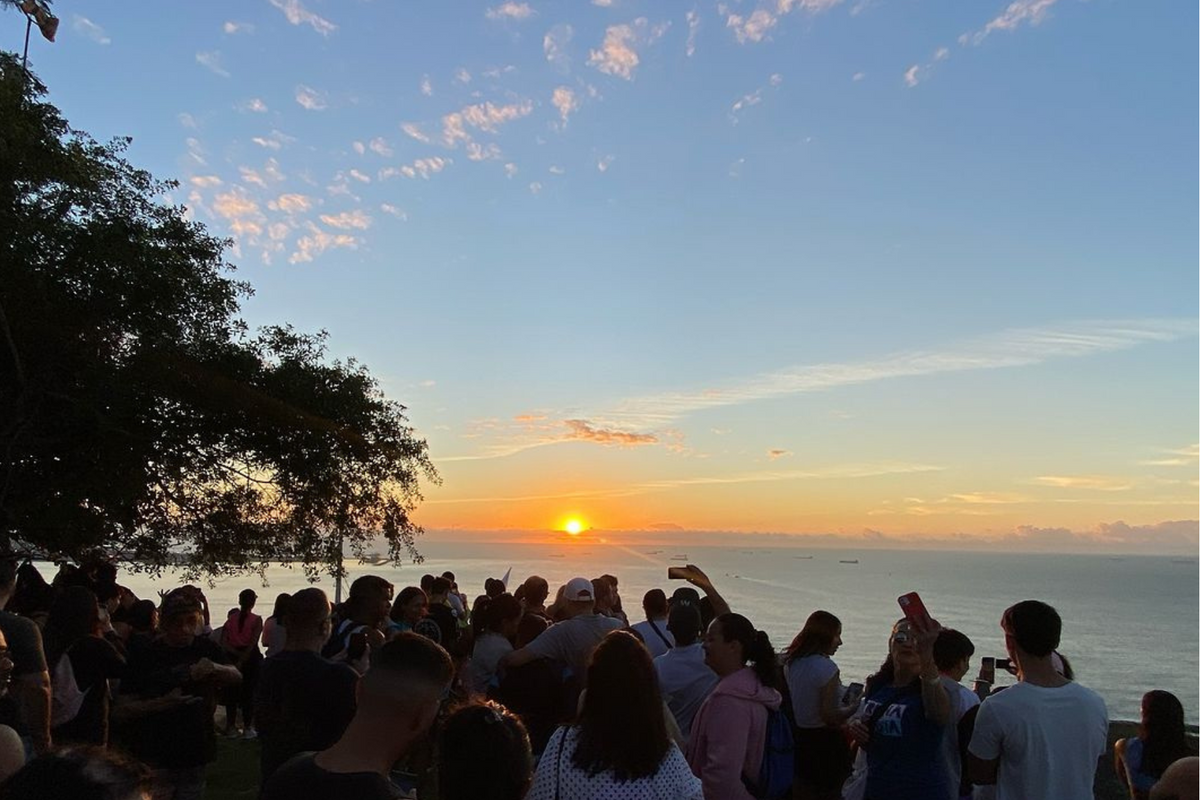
{"left": 743, "top": 706, "right": 794, "bottom": 800}
{"left": 50, "top": 649, "right": 89, "bottom": 728}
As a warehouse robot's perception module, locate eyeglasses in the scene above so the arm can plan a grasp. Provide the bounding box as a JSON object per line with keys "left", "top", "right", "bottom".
{"left": 892, "top": 631, "right": 913, "bottom": 644}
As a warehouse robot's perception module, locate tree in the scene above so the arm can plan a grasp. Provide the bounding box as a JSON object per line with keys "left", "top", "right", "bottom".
{"left": 0, "top": 53, "right": 439, "bottom": 578}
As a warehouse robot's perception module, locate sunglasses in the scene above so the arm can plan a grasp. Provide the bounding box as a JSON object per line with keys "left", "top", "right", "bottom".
{"left": 892, "top": 631, "right": 914, "bottom": 644}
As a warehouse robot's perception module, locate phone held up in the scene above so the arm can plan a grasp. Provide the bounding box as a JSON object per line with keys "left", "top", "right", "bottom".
{"left": 897, "top": 591, "right": 934, "bottom": 631}
{"left": 842, "top": 681, "right": 865, "bottom": 706}
{"left": 667, "top": 566, "right": 692, "bottom": 580}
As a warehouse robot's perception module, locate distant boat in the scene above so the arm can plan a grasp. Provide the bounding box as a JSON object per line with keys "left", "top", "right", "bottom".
{"left": 839, "top": 559, "right": 859, "bottom": 564}
{"left": 547, "top": 554, "right": 565, "bottom": 558}
{"left": 645, "top": 550, "right": 663, "bottom": 555}
{"left": 671, "top": 554, "right": 688, "bottom": 561}
{"left": 793, "top": 555, "right": 814, "bottom": 560}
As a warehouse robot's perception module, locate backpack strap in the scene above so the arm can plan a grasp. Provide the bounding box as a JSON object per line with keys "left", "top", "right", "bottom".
{"left": 647, "top": 619, "right": 673, "bottom": 650}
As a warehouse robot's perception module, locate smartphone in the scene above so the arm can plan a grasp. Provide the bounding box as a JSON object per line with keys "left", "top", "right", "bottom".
{"left": 897, "top": 591, "right": 933, "bottom": 630}
{"left": 996, "top": 657, "right": 1014, "bottom": 674}
{"left": 668, "top": 566, "right": 690, "bottom": 580}
{"left": 347, "top": 631, "right": 368, "bottom": 661}
{"left": 979, "top": 656, "right": 996, "bottom": 684}
{"left": 842, "top": 681, "right": 864, "bottom": 705}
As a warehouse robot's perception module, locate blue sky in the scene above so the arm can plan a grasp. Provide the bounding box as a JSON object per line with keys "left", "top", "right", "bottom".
{"left": 18, "top": 0, "right": 1199, "bottom": 550}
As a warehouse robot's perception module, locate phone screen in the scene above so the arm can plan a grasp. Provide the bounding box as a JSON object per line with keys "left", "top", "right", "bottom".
{"left": 979, "top": 656, "right": 996, "bottom": 683}
{"left": 842, "top": 682, "right": 864, "bottom": 705}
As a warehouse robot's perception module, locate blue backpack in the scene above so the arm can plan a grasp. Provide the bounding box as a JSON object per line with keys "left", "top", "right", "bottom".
{"left": 744, "top": 706, "right": 794, "bottom": 799}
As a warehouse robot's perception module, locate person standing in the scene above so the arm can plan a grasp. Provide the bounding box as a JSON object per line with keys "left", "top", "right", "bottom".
{"left": 501, "top": 578, "right": 622, "bottom": 679}
{"left": 0, "top": 557, "right": 50, "bottom": 755}
{"left": 261, "top": 633, "right": 454, "bottom": 800}
{"left": 219, "top": 589, "right": 263, "bottom": 739}
{"left": 932, "top": 628, "right": 980, "bottom": 800}
{"left": 968, "top": 600, "right": 1108, "bottom": 800}
{"left": 254, "top": 588, "right": 359, "bottom": 786}
{"left": 654, "top": 604, "right": 717, "bottom": 742}
{"left": 631, "top": 589, "right": 674, "bottom": 659}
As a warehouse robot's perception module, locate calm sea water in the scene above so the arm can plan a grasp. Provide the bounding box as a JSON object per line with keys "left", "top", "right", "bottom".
{"left": 110, "top": 542, "right": 1199, "bottom": 724}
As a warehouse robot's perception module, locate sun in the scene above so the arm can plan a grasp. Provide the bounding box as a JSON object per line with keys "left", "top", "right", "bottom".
{"left": 564, "top": 519, "right": 584, "bottom": 535}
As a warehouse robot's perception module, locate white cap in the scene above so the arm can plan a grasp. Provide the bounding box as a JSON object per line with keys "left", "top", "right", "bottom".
{"left": 564, "top": 577, "right": 594, "bottom": 602}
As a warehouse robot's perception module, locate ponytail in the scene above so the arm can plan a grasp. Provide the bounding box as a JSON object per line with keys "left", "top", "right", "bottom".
{"left": 713, "top": 613, "right": 781, "bottom": 690}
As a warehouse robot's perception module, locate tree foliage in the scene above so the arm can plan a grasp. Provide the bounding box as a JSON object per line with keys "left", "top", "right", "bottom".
{"left": 0, "top": 53, "right": 438, "bottom": 578}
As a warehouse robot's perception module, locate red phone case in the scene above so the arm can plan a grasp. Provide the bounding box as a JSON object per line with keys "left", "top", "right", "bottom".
{"left": 897, "top": 591, "right": 933, "bottom": 628}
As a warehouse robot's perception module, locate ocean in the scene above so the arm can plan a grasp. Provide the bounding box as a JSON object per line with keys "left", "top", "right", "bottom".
{"left": 109, "top": 542, "right": 1199, "bottom": 724}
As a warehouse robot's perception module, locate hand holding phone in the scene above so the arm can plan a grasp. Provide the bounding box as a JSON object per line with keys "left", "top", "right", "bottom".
{"left": 897, "top": 591, "right": 934, "bottom": 632}
{"left": 842, "top": 681, "right": 864, "bottom": 706}
{"left": 979, "top": 656, "right": 996, "bottom": 684}
{"left": 667, "top": 566, "right": 691, "bottom": 580}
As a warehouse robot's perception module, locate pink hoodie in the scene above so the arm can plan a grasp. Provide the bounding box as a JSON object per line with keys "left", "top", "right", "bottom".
{"left": 685, "top": 666, "right": 782, "bottom": 800}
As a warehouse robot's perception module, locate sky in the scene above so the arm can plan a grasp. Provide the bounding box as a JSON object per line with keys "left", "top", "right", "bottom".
{"left": 16, "top": 0, "right": 1199, "bottom": 553}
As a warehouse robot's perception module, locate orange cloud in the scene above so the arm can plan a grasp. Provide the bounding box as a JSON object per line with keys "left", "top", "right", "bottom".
{"left": 564, "top": 419, "right": 657, "bottom": 446}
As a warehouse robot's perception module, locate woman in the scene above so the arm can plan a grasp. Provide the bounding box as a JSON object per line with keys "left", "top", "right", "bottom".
{"left": 219, "top": 588, "right": 263, "bottom": 739}
{"left": 43, "top": 585, "right": 126, "bottom": 746}
{"left": 528, "top": 631, "right": 701, "bottom": 799}
{"left": 439, "top": 701, "right": 533, "bottom": 800}
{"left": 471, "top": 593, "right": 521, "bottom": 695}
{"left": 261, "top": 593, "right": 290, "bottom": 658}
{"left": 686, "top": 613, "right": 783, "bottom": 800}
{"left": 785, "top": 610, "right": 857, "bottom": 800}
{"left": 846, "top": 618, "right": 951, "bottom": 800}
{"left": 1114, "top": 690, "right": 1195, "bottom": 800}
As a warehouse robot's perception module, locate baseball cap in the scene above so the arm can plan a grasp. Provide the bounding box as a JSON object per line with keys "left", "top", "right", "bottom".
{"left": 564, "top": 577, "right": 595, "bottom": 602}
{"left": 669, "top": 586, "right": 701, "bottom": 608}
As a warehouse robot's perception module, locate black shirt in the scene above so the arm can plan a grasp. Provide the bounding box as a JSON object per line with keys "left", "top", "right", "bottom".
{"left": 261, "top": 752, "right": 404, "bottom": 800}
{"left": 254, "top": 651, "right": 358, "bottom": 782}
{"left": 53, "top": 635, "right": 126, "bottom": 746}
{"left": 0, "top": 611, "right": 47, "bottom": 737}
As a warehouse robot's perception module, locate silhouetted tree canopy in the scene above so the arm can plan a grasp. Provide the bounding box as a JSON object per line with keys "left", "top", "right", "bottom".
{"left": 0, "top": 52, "right": 438, "bottom": 578}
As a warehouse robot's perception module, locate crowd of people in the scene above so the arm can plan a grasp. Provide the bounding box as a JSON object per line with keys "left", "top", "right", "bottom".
{"left": 0, "top": 556, "right": 1191, "bottom": 800}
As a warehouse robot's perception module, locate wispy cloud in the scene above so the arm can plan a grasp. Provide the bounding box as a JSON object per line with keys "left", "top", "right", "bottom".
{"left": 1030, "top": 475, "right": 1134, "bottom": 492}
{"left": 196, "top": 51, "right": 230, "bottom": 78}
{"left": 486, "top": 2, "right": 535, "bottom": 20}
{"left": 420, "top": 75, "right": 434, "bottom": 96}
{"left": 903, "top": 64, "right": 921, "bottom": 87}
{"left": 223, "top": 21, "right": 254, "bottom": 35}
{"left": 289, "top": 222, "right": 357, "bottom": 264}
{"left": 73, "top": 16, "right": 111, "bottom": 45}
{"left": 551, "top": 86, "right": 579, "bottom": 126}
{"left": 441, "top": 100, "right": 534, "bottom": 148}
{"left": 380, "top": 156, "right": 453, "bottom": 180}
{"left": 565, "top": 419, "right": 657, "bottom": 447}
{"left": 685, "top": 9, "right": 700, "bottom": 56}
{"left": 251, "top": 130, "right": 294, "bottom": 150}
{"left": 961, "top": 0, "right": 1059, "bottom": 46}
{"left": 544, "top": 24, "right": 574, "bottom": 68}
{"left": 401, "top": 123, "right": 433, "bottom": 144}
{"left": 319, "top": 210, "right": 372, "bottom": 230}
{"left": 597, "top": 155, "right": 615, "bottom": 172}
{"left": 1139, "top": 444, "right": 1200, "bottom": 467}
{"left": 767, "top": 449, "right": 792, "bottom": 460}
{"left": 730, "top": 73, "right": 783, "bottom": 124}
{"left": 268, "top": 193, "right": 314, "bottom": 214}
{"left": 588, "top": 18, "right": 670, "bottom": 80}
{"left": 727, "top": 9, "right": 777, "bottom": 44}
{"left": 295, "top": 85, "right": 328, "bottom": 111}
{"left": 268, "top": 0, "right": 337, "bottom": 36}
{"left": 368, "top": 137, "right": 393, "bottom": 157}
{"left": 587, "top": 318, "right": 1196, "bottom": 431}
{"left": 189, "top": 175, "right": 223, "bottom": 188}
{"left": 241, "top": 98, "right": 269, "bottom": 113}
{"left": 379, "top": 204, "right": 408, "bottom": 221}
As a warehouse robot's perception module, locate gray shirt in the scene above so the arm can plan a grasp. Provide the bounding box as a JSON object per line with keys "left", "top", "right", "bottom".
{"left": 654, "top": 643, "right": 718, "bottom": 741}
{"left": 524, "top": 613, "right": 622, "bottom": 677}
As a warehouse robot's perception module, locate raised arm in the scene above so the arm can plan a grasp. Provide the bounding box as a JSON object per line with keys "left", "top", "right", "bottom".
{"left": 683, "top": 565, "right": 730, "bottom": 618}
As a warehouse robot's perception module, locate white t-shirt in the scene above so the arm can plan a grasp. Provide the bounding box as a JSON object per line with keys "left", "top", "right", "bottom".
{"left": 968, "top": 681, "right": 1108, "bottom": 800}
{"left": 631, "top": 618, "right": 675, "bottom": 659}
{"left": 940, "top": 677, "right": 981, "bottom": 800}
{"left": 525, "top": 613, "right": 624, "bottom": 677}
{"left": 471, "top": 631, "right": 513, "bottom": 694}
{"left": 527, "top": 726, "right": 703, "bottom": 800}
{"left": 654, "top": 644, "right": 719, "bottom": 741}
{"left": 785, "top": 654, "right": 840, "bottom": 729}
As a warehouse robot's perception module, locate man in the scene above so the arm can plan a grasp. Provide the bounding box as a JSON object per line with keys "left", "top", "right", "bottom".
{"left": 933, "top": 628, "right": 980, "bottom": 800}
{"left": 631, "top": 589, "right": 675, "bottom": 658}
{"left": 424, "top": 578, "right": 459, "bottom": 649}
{"left": 439, "top": 571, "right": 466, "bottom": 620}
{"left": 518, "top": 576, "right": 550, "bottom": 620}
{"left": 596, "top": 573, "right": 628, "bottom": 625}
{"left": 261, "top": 633, "right": 454, "bottom": 800}
{"left": 653, "top": 603, "right": 717, "bottom": 741}
{"left": 0, "top": 556, "right": 50, "bottom": 755}
{"left": 118, "top": 589, "right": 241, "bottom": 800}
{"left": 255, "top": 588, "right": 358, "bottom": 785}
{"left": 968, "top": 600, "right": 1108, "bottom": 800}
{"left": 500, "top": 577, "right": 622, "bottom": 678}
{"left": 322, "top": 575, "right": 392, "bottom": 661}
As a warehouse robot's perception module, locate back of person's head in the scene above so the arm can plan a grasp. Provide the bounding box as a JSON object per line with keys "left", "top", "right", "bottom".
{"left": 933, "top": 628, "right": 975, "bottom": 673}
{"left": 713, "top": 612, "right": 780, "bottom": 689}
{"left": 522, "top": 576, "right": 549, "bottom": 607}
{"left": 347, "top": 575, "right": 392, "bottom": 622}
{"left": 430, "top": 577, "right": 452, "bottom": 597}
{"left": 420, "top": 574, "right": 436, "bottom": 594}
{"left": 47, "top": 585, "right": 100, "bottom": 645}
{"left": 575, "top": 631, "right": 669, "bottom": 781}
{"left": 485, "top": 593, "right": 521, "bottom": 634}
{"left": 286, "top": 588, "right": 332, "bottom": 638}
{"left": 667, "top": 603, "right": 702, "bottom": 647}
{"left": 238, "top": 588, "right": 257, "bottom": 609}
{"left": 1141, "top": 690, "right": 1194, "bottom": 778}
{"left": 485, "top": 578, "right": 505, "bottom": 598}
{"left": 127, "top": 599, "right": 158, "bottom": 634}
{"left": 590, "top": 577, "right": 612, "bottom": 609}
{"left": 785, "top": 609, "right": 841, "bottom": 663}
{"left": 1002, "top": 600, "right": 1061, "bottom": 657}
{"left": 642, "top": 589, "right": 668, "bottom": 619}
{"left": 358, "top": 634, "right": 453, "bottom": 727}
{"left": 0, "top": 746, "right": 152, "bottom": 800}
{"left": 438, "top": 701, "right": 532, "bottom": 800}
{"left": 515, "top": 613, "right": 548, "bottom": 648}
{"left": 270, "top": 592, "right": 291, "bottom": 622}
{"left": 441, "top": 571, "right": 456, "bottom": 584}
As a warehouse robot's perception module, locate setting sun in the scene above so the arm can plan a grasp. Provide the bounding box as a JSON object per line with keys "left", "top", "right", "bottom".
{"left": 564, "top": 519, "right": 584, "bottom": 535}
